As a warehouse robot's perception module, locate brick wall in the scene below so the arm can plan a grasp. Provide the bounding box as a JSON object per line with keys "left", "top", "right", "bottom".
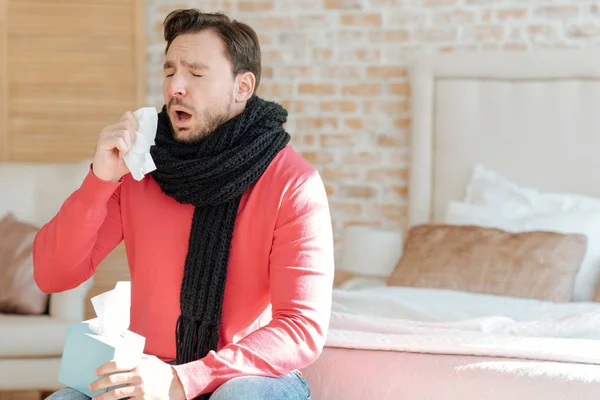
{"left": 146, "top": 0, "right": 600, "bottom": 257}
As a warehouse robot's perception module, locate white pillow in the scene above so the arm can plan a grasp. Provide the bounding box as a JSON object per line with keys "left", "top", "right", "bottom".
{"left": 465, "top": 164, "right": 600, "bottom": 216}
{"left": 445, "top": 201, "right": 600, "bottom": 302}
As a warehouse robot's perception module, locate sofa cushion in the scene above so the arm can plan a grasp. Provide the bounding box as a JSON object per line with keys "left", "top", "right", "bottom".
{"left": 0, "top": 213, "right": 48, "bottom": 314}
{"left": 0, "top": 313, "right": 71, "bottom": 357}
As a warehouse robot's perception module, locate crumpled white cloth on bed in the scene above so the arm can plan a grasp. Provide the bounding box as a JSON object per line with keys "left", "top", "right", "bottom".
{"left": 326, "top": 286, "right": 600, "bottom": 364}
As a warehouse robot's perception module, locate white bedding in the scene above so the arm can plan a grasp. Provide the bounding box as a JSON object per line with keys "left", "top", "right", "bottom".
{"left": 326, "top": 285, "right": 600, "bottom": 365}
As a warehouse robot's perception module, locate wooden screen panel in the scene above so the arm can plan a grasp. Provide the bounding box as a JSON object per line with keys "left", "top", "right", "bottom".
{"left": 0, "top": 0, "right": 7, "bottom": 161}
{"left": 6, "top": 0, "right": 145, "bottom": 162}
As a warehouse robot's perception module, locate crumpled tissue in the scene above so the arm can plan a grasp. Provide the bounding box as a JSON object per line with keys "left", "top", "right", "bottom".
{"left": 58, "top": 282, "right": 146, "bottom": 397}
{"left": 124, "top": 107, "right": 158, "bottom": 181}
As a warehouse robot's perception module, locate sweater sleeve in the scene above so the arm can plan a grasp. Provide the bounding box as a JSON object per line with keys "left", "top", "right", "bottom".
{"left": 33, "top": 167, "right": 124, "bottom": 293}
{"left": 172, "top": 170, "right": 335, "bottom": 398}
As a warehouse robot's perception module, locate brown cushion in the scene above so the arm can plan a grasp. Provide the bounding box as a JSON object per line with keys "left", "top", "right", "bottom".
{"left": 0, "top": 213, "right": 48, "bottom": 314}
{"left": 387, "top": 224, "right": 586, "bottom": 302}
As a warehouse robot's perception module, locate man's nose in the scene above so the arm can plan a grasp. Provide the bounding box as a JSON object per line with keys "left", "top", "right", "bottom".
{"left": 167, "top": 75, "right": 187, "bottom": 97}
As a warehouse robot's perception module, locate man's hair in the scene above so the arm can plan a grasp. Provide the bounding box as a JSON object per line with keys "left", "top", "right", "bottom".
{"left": 163, "top": 9, "right": 261, "bottom": 93}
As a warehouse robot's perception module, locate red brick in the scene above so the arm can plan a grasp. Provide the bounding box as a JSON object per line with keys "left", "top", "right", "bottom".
{"left": 313, "top": 48, "right": 334, "bottom": 62}
{"left": 321, "top": 167, "right": 360, "bottom": 180}
{"left": 343, "top": 48, "right": 381, "bottom": 62}
{"left": 368, "top": 203, "right": 408, "bottom": 219}
{"left": 388, "top": 82, "right": 410, "bottom": 96}
{"left": 290, "top": 134, "right": 316, "bottom": 146}
{"left": 258, "top": 83, "right": 294, "bottom": 97}
{"left": 416, "top": 28, "right": 458, "bottom": 42}
{"left": 262, "top": 50, "right": 282, "bottom": 64}
{"left": 278, "top": 100, "right": 309, "bottom": 113}
{"left": 497, "top": 8, "right": 528, "bottom": 20}
{"left": 257, "top": 33, "right": 274, "bottom": 46}
{"left": 341, "top": 13, "right": 382, "bottom": 26}
{"left": 568, "top": 24, "right": 600, "bottom": 38}
{"left": 296, "top": 118, "right": 338, "bottom": 131}
{"left": 385, "top": 11, "right": 427, "bottom": 25}
{"left": 325, "top": 184, "right": 336, "bottom": 197}
{"left": 299, "top": 83, "right": 336, "bottom": 95}
{"left": 320, "top": 101, "right": 358, "bottom": 113}
{"left": 344, "top": 118, "right": 364, "bottom": 130}
{"left": 320, "top": 134, "right": 357, "bottom": 147}
{"left": 337, "top": 30, "right": 366, "bottom": 42}
{"left": 433, "top": 9, "right": 476, "bottom": 24}
{"left": 424, "top": 0, "right": 458, "bottom": 5}
{"left": 343, "top": 152, "right": 380, "bottom": 164}
{"left": 527, "top": 25, "right": 558, "bottom": 38}
{"left": 368, "top": 30, "right": 411, "bottom": 43}
{"left": 535, "top": 6, "right": 580, "bottom": 19}
{"left": 367, "top": 168, "right": 408, "bottom": 181}
{"left": 319, "top": 66, "right": 363, "bottom": 79}
{"left": 366, "top": 66, "right": 408, "bottom": 78}
{"left": 324, "top": 0, "right": 364, "bottom": 9}
{"left": 392, "top": 185, "right": 409, "bottom": 198}
{"left": 463, "top": 25, "right": 505, "bottom": 41}
{"left": 342, "top": 83, "right": 382, "bottom": 96}
{"left": 377, "top": 134, "right": 408, "bottom": 147}
{"left": 297, "top": 14, "right": 333, "bottom": 28}
{"left": 365, "top": 101, "right": 408, "bottom": 114}
{"left": 278, "top": 66, "right": 313, "bottom": 79}
{"left": 344, "top": 220, "right": 382, "bottom": 228}
{"left": 238, "top": 0, "right": 274, "bottom": 11}
{"left": 393, "top": 118, "right": 411, "bottom": 129}
{"left": 262, "top": 66, "right": 273, "bottom": 79}
{"left": 329, "top": 202, "right": 364, "bottom": 216}
{"left": 301, "top": 151, "right": 335, "bottom": 164}
{"left": 339, "top": 185, "right": 378, "bottom": 199}
{"left": 249, "top": 16, "right": 294, "bottom": 29}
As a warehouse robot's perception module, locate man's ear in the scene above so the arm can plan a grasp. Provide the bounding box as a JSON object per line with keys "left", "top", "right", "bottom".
{"left": 234, "top": 71, "right": 255, "bottom": 102}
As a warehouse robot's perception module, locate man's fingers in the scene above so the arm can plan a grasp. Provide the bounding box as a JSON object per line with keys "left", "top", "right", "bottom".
{"left": 95, "top": 359, "right": 135, "bottom": 376}
{"left": 89, "top": 371, "right": 136, "bottom": 392}
{"left": 120, "top": 111, "right": 140, "bottom": 131}
{"left": 92, "top": 382, "right": 137, "bottom": 400}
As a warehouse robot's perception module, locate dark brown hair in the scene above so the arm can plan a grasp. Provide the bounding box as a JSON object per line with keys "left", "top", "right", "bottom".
{"left": 163, "top": 9, "right": 261, "bottom": 93}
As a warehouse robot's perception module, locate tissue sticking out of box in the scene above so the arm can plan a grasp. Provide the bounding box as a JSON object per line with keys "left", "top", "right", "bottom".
{"left": 89, "top": 281, "right": 131, "bottom": 337}
{"left": 124, "top": 107, "right": 158, "bottom": 181}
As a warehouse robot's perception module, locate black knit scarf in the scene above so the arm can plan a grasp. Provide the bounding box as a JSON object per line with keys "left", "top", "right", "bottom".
{"left": 150, "top": 96, "right": 290, "bottom": 380}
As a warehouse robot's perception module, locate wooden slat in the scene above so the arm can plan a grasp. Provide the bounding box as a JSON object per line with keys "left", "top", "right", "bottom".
{"left": 134, "top": 0, "right": 147, "bottom": 108}
{"left": 7, "top": 0, "right": 140, "bottom": 162}
{"left": 0, "top": 0, "right": 8, "bottom": 161}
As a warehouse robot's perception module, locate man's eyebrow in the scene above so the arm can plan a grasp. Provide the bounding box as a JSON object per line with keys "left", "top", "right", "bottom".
{"left": 182, "top": 60, "right": 208, "bottom": 70}
{"left": 163, "top": 60, "right": 208, "bottom": 70}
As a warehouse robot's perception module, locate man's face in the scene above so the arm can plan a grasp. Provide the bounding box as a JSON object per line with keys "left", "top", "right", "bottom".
{"left": 163, "top": 30, "right": 235, "bottom": 142}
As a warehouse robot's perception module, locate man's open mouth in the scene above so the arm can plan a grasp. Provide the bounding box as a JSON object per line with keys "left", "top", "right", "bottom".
{"left": 175, "top": 110, "right": 192, "bottom": 122}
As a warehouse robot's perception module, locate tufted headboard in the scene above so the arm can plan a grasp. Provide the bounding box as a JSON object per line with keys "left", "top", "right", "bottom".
{"left": 408, "top": 50, "right": 600, "bottom": 226}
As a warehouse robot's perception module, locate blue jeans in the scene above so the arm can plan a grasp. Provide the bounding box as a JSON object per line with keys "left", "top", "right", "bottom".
{"left": 45, "top": 371, "right": 311, "bottom": 400}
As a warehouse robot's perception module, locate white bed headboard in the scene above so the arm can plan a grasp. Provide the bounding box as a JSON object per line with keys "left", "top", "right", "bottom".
{"left": 408, "top": 50, "right": 600, "bottom": 226}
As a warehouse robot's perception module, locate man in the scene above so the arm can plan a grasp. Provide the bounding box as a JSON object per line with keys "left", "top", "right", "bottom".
{"left": 35, "top": 8, "right": 334, "bottom": 400}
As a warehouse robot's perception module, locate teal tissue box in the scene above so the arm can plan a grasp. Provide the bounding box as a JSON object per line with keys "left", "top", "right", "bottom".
{"left": 58, "top": 319, "right": 145, "bottom": 397}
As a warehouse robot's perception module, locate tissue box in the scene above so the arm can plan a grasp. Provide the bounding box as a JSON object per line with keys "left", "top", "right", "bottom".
{"left": 58, "top": 318, "right": 145, "bottom": 397}
{"left": 58, "top": 281, "right": 145, "bottom": 397}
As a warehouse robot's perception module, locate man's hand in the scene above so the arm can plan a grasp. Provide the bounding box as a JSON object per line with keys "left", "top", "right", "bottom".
{"left": 89, "top": 354, "right": 186, "bottom": 400}
{"left": 92, "top": 111, "right": 139, "bottom": 182}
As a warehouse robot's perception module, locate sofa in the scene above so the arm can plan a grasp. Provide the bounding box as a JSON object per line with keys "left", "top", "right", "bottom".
{"left": 0, "top": 160, "right": 94, "bottom": 391}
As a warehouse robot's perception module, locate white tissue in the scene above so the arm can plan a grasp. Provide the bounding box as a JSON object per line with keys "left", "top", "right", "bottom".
{"left": 89, "top": 281, "right": 131, "bottom": 337}
{"left": 124, "top": 107, "right": 158, "bottom": 181}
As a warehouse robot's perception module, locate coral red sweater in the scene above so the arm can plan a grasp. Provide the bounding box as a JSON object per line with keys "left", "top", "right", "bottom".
{"left": 33, "top": 146, "right": 334, "bottom": 398}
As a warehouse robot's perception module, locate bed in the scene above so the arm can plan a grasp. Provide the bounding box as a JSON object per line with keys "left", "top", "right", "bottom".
{"left": 300, "top": 49, "right": 600, "bottom": 399}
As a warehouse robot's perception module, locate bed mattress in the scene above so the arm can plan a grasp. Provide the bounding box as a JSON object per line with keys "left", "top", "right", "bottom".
{"left": 301, "top": 346, "right": 600, "bottom": 400}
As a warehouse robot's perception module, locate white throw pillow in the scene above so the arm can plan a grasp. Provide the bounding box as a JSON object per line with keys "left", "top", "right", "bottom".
{"left": 465, "top": 164, "right": 600, "bottom": 216}
{"left": 446, "top": 201, "right": 600, "bottom": 302}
